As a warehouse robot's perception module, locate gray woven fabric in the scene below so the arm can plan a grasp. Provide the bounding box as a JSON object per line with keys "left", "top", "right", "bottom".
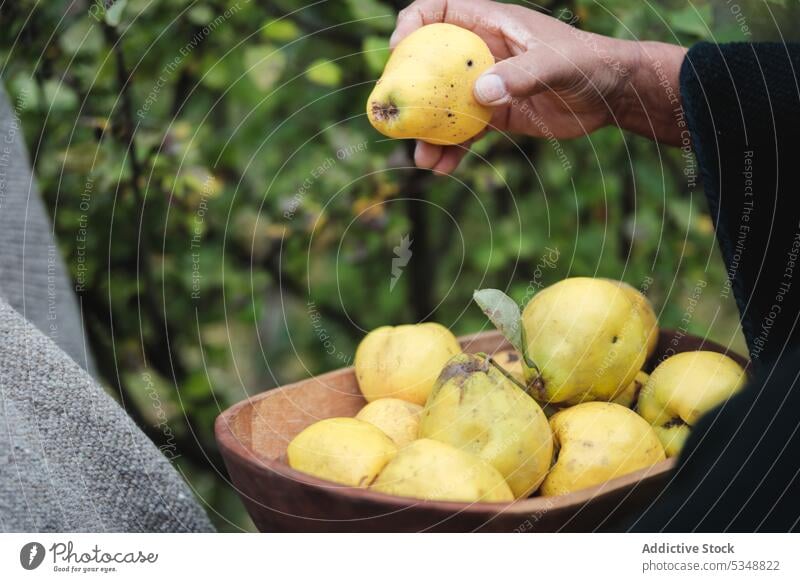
{"left": 0, "top": 85, "right": 213, "bottom": 532}
{"left": 0, "top": 299, "right": 214, "bottom": 532}
{"left": 0, "top": 86, "right": 95, "bottom": 376}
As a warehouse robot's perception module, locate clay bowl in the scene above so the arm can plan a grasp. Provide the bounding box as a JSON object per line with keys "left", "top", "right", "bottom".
{"left": 215, "top": 330, "right": 748, "bottom": 532}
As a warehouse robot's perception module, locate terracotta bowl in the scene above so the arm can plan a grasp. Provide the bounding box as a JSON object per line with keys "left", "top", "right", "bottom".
{"left": 215, "top": 330, "right": 748, "bottom": 532}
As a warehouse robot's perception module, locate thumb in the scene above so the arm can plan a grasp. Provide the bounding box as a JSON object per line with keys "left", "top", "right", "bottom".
{"left": 474, "top": 52, "right": 555, "bottom": 106}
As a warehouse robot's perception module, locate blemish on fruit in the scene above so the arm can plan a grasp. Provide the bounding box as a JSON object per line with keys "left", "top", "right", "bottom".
{"left": 530, "top": 376, "right": 546, "bottom": 400}
{"left": 438, "top": 355, "right": 489, "bottom": 384}
{"left": 467, "top": 59, "right": 473, "bottom": 67}
{"left": 371, "top": 101, "right": 399, "bottom": 122}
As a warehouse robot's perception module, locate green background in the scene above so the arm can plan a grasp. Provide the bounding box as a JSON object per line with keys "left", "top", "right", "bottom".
{"left": 2, "top": 0, "right": 797, "bottom": 530}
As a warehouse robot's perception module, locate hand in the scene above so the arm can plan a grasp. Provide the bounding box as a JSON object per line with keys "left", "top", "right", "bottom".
{"left": 390, "top": 0, "right": 687, "bottom": 173}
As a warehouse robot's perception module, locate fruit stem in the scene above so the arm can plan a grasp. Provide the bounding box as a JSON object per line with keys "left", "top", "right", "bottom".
{"left": 473, "top": 352, "right": 493, "bottom": 373}
{"left": 528, "top": 375, "right": 546, "bottom": 401}
{"left": 519, "top": 323, "right": 546, "bottom": 399}
{"left": 485, "top": 355, "right": 529, "bottom": 393}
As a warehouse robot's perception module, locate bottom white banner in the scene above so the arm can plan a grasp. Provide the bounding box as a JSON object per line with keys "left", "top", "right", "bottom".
{"left": 1, "top": 534, "right": 797, "bottom": 581}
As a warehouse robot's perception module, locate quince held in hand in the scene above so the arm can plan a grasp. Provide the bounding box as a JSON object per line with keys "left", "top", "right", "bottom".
{"left": 366, "top": 23, "right": 494, "bottom": 145}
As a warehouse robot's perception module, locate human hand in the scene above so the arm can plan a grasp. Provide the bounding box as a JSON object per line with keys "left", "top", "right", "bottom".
{"left": 390, "top": 0, "right": 687, "bottom": 173}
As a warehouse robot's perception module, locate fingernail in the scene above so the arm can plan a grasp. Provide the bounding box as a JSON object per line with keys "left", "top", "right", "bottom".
{"left": 414, "top": 141, "right": 431, "bottom": 168}
{"left": 474, "top": 74, "right": 508, "bottom": 105}
{"left": 413, "top": 141, "right": 425, "bottom": 165}
{"left": 389, "top": 29, "right": 401, "bottom": 49}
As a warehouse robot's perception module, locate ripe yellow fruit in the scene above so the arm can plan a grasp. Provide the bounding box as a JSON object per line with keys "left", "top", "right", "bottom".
{"left": 355, "top": 398, "right": 423, "bottom": 448}
{"left": 354, "top": 323, "right": 461, "bottom": 405}
{"left": 287, "top": 417, "right": 397, "bottom": 487}
{"left": 419, "top": 353, "right": 553, "bottom": 498}
{"left": 611, "top": 370, "right": 650, "bottom": 409}
{"left": 541, "top": 402, "right": 666, "bottom": 496}
{"left": 371, "top": 439, "right": 513, "bottom": 503}
{"left": 366, "top": 23, "right": 494, "bottom": 145}
{"left": 521, "top": 278, "right": 649, "bottom": 404}
{"left": 637, "top": 351, "right": 747, "bottom": 457}
{"left": 609, "top": 280, "right": 659, "bottom": 360}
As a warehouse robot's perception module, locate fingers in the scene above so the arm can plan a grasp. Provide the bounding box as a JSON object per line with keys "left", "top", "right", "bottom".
{"left": 415, "top": 141, "right": 465, "bottom": 174}
{"left": 432, "top": 147, "right": 468, "bottom": 175}
{"left": 474, "top": 51, "right": 562, "bottom": 105}
{"left": 390, "top": 0, "right": 447, "bottom": 49}
{"left": 414, "top": 140, "right": 444, "bottom": 169}
{"left": 390, "top": 0, "right": 499, "bottom": 49}
{"left": 474, "top": 73, "right": 511, "bottom": 106}
{"left": 414, "top": 135, "right": 479, "bottom": 175}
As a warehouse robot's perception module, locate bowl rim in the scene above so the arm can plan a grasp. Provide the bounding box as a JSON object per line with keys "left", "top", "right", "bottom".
{"left": 215, "top": 330, "right": 680, "bottom": 516}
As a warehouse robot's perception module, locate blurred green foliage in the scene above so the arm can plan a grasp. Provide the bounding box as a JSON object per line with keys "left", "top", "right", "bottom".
{"left": 2, "top": 0, "right": 797, "bottom": 530}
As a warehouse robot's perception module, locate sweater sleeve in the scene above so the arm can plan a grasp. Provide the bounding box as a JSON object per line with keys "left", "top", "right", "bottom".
{"left": 679, "top": 41, "right": 800, "bottom": 368}
{"left": 628, "top": 42, "right": 800, "bottom": 532}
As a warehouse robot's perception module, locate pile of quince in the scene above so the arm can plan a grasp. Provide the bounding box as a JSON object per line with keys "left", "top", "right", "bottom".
{"left": 288, "top": 277, "right": 747, "bottom": 503}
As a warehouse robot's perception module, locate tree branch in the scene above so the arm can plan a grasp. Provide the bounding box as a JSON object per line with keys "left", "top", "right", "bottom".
{"left": 401, "top": 141, "right": 435, "bottom": 321}
{"left": 103, "top": 22, "right": 187, "bottom": 381}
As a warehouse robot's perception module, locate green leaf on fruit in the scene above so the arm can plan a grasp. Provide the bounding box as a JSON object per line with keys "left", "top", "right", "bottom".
{"left": 472, "top": 289, "right": 523, "bottom": 353}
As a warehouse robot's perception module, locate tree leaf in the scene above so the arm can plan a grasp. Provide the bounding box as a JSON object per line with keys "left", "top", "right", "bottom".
{"left": 104, "top": 0, "right": 128, "bottom": 27}
{"left": 59, "top": 18, "right": 103, "bottom": 55}
{"left": 188, "top": 5, "right": 216, "bottom": 25}
{"left": 43, "top": 80, "right": 78, "bottom": 112}
{"left": 472, "top": 288, "right": 523, "bottom": 353}
{"left": 243, "top": 45, "right": 286, "bottom": 90}
{"left": 261, "top": 18, "right": 301, "bottom": 42}
{"left": 668, "top": 3, "right": 713, "bottom": 38}
{"left": 363, "top": 36, "right": 389, "bottom": 75}
{"left": 345, "top": 0, "right": 394, "bottom": 31}
{"left": 9, "top": 74, "right": 39, "bottom": 111}
{"left": 305, "top": 59, "right": 342, "bottom": 87}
